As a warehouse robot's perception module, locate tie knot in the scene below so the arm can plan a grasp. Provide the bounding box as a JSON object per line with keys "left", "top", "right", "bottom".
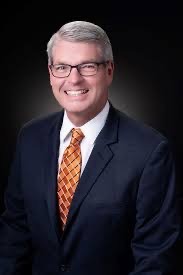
{"left": 70, "top": 128, "right": 84, "bottom": 145}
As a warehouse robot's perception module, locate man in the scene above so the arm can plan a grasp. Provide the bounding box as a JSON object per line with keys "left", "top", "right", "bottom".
{"left": 0, "top": 21, "right": 180, "bottom": 275}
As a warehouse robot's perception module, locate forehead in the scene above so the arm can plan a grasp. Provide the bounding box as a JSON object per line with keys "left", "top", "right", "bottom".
{"left": 52, "top": 40, "right": 102, "bottom": 64}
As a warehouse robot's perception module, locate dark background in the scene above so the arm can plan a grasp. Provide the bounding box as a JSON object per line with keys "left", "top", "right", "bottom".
{"left": 1, "top": 2, "right": 182, "bottom": 274}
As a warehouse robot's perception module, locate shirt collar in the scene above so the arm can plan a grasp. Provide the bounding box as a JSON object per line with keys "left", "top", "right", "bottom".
{"left": 60, "top": 101, "right": 110, "bottom": 145}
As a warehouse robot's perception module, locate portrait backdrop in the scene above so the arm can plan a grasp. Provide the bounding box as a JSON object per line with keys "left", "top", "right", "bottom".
{"left": 1, "top": 3, "right": 182, "bottom": 274}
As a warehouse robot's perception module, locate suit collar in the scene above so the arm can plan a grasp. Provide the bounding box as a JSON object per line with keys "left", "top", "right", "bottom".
{"left": 94, "top": 103, "right": 119, "bottom": 146}
{"left": 44, "top": 105, "right": 120, "bottom": 239}
{"left": 63, "top": 105, "right": 120, "bottom": 234}
{"left": 44, "top": 111, "right": 64, "bottom": 240}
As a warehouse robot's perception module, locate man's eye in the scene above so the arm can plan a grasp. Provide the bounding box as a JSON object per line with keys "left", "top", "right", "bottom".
{"left": 55, "top": 65, "right": 68, "bottom": 71}
{"left": 82, "top": 63, "right": 95, "bottom": 69}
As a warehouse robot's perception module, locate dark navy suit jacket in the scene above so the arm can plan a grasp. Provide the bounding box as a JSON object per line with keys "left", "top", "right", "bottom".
{"left": 0, "top": 105, "right": 180, "bottom": 275}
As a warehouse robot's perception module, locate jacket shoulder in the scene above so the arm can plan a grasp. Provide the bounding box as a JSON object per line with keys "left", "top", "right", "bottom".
{"left": 116, "top": 109, "right": 168, "bottom": 147}
{"left": 18, "top": 111, "right": 63, "bottom": 140}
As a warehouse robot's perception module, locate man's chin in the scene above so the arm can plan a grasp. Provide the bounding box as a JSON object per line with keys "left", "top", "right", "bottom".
{"left": 66, "top": 108, "right": 87, "bottom": 116}
{"left": 64, "top": 103, "right": 90, "bottom": 114}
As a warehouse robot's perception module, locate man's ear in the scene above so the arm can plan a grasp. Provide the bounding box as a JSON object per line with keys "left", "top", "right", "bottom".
{"left": 48, "top": 65, "right": 53, "bottom": 86}
{"left": 107, "top": 61, "right": 114, "bottom": 76}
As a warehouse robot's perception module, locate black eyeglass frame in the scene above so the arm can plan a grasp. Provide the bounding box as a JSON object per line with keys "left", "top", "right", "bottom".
{"left": 49, "top": 61, "right": 109, "bottom": 78}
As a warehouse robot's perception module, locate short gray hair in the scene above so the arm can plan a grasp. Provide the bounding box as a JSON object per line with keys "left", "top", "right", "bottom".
{"left": 47, "top": 21, "right": 113, "bottom": 64}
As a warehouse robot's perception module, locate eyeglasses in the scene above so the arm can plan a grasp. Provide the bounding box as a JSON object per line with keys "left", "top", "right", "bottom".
{"left": 49, "top": 61, "right": 108, "bottom": 78}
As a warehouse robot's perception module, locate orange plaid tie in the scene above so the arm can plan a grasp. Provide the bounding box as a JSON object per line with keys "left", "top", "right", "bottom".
{"left": 57, "top": 128, "right": 84, "bottom": 228}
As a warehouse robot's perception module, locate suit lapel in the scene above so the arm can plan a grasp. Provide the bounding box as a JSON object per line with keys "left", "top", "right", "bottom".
{"left": 44, "top": 111, "right": 64, "bottom": 241}
{"left": 64, "top": 106, "right": 119, "bottom": 232}
{"left": 43, "top": 106, "right": 120, "bottom": 239}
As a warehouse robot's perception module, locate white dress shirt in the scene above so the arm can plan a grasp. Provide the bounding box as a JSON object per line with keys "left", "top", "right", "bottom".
{"left": 58, "top": 101, "right": 110, "bottom": 175}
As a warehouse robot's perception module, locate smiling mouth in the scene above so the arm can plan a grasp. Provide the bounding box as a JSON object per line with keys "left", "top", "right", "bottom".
{"left": 65, "top": 89, "right": 89, "bottom": 96}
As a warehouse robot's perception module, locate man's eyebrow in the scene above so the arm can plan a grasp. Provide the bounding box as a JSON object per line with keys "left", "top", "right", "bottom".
{"left": 53, "top": 59, "right": 100, "bottom": 65}
{"left": 53, "top": 61, "right": 69, "bottom": 65}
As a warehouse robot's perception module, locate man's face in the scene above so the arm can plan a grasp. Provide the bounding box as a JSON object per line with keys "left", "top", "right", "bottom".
{"left": 48, "top": 40, "right": 114, "bottom": 125}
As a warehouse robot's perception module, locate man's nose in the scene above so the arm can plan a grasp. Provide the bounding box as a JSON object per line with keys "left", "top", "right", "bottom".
{"left": 67, "top": 67, "right": 83, "bottom": 83}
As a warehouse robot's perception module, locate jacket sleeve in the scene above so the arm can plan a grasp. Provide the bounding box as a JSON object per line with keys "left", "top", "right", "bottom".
{"left": 0, "top": 129, "right": 32, "bottom": 275}
{"left": 130, "top": 140, "right": 181, "bottom": 275}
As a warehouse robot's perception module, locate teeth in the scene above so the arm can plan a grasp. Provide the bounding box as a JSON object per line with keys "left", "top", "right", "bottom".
{"left": 66, "top": 89, "right": 88, "bottom": 96}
